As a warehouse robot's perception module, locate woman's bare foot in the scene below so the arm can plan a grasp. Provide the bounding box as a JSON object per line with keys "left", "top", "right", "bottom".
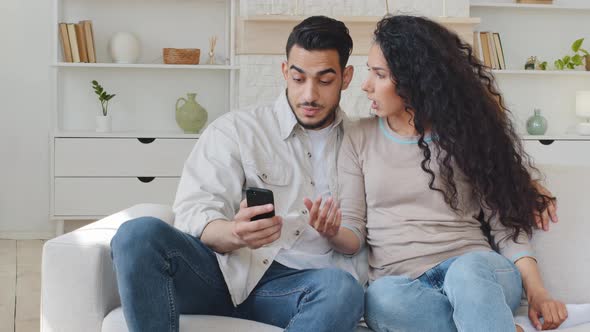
{"left": 516, "top": 324, "right": 524, "bottom": 332}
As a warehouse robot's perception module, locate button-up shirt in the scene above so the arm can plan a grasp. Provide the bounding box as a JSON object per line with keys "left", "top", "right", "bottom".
{"left": 173, "top": 92, "right": 367, "bottom": 306}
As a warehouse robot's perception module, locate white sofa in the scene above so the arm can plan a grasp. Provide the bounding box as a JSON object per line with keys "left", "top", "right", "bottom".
{"left": 41, "top": 165, "right": 590, "bottom": 332}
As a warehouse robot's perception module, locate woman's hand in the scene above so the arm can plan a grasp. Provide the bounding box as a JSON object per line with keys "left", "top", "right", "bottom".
{"left": 528, "top": 289, "right": 568, "bottom": 330}
{"left": 532, "top": 181, "right": 558, "bottom": 231}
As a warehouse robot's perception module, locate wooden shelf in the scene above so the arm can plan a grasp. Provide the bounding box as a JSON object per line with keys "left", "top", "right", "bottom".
{"left": 54, "top": 62, "right": 239, "bottom": 70}
{"left": 52, "top": 130, "right": 200, "bottom": 139}
{"left": 237, "top": 15, "right": 480, "bottom": 55}
{"left": 470, "top": 2, "right": 590, "bottom": 11}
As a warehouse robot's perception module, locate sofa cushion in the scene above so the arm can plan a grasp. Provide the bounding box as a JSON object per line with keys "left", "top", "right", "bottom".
{"left": 102, "top": 307, "right": 374, "bottom": 332}
{"left": 531, "top": 164, "right": 590, "bottom": 304}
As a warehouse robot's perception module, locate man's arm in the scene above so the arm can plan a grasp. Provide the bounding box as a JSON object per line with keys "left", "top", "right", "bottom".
{"left": 201, "top": 201, "right": 283, "bottom": 254}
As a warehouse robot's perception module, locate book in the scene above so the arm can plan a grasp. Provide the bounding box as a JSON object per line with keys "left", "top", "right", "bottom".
{"left": 66, "top": 23, "right": 80, "bottom": 63}
{"left": 486, "top": 31, "right": 499, "bottom": 69}
{"left": 479, "top": 32, "right": 492, "bottom": 68}
{"left": 473, "top": 31, "right": 484, "bottom": 63}
{"left": 493, "top": 33, "right": 506, "bottom": 70}
{"left": 75, "top": 23, "right": 88, "bottom": 62}
{"left": 58, "top": 23, "right": 73, "bottom": 63}
{"left": 81, "top": 20, "right": 96, "bottom": 63}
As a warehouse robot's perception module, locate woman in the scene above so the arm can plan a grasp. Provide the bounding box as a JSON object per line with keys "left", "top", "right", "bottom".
{"left": 323, "top": 15, "right": 571, "bottom": 331}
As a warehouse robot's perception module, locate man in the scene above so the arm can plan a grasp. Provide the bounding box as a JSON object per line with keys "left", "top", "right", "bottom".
{"left": 110, "top": 16, "right": 366, "bottom": 332}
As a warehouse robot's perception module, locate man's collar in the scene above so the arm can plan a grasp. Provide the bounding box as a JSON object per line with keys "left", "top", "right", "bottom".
{"left": 274, "top": 90, "right": 346, "bottom": 140}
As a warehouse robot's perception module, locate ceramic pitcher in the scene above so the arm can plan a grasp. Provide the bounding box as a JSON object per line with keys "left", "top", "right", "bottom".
{"left": 175, "top": 93, "right": 208, "bottom": 134}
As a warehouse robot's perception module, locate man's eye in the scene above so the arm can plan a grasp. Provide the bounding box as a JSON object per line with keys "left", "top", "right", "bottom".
{"left": 292, "top": 77, "right": 303, "bottom": 82}
{"left": 320, "top": 80, "right": 333, "bottom": 85}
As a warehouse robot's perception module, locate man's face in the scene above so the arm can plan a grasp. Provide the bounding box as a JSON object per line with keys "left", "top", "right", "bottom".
{"left": 282, "top": 45, "right": 353, "bottom": 130}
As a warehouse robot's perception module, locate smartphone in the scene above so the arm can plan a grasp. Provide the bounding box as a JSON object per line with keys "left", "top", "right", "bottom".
{"left": 246, "top": 187, "right": 275, "bottom": 221}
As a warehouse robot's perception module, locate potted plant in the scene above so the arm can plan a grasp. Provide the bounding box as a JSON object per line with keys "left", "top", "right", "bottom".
{"left": 554, "top": 38, "right": 589, "bottom": 70}
{"left": 91, "top": 80, "right": 116, "bottom": 132}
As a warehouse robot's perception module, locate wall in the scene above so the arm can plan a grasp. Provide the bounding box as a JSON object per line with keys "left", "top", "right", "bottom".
{"left": 0, "top": 0, "right": 53, "bottom": 238}
{"left": 237, "top": 0, "right": 469, "bottom": 114}
{"left": 0, "top": 0, "right": 480, "bottom": 237}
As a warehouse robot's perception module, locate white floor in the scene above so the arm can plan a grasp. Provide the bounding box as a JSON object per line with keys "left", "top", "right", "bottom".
{"left": 0, "top": 240, "right": 43, "bottom": 332}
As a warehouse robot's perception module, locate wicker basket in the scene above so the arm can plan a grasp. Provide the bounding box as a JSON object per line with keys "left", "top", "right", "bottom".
{"left": 163, "top": 48, "right": 200, "bottom": 65}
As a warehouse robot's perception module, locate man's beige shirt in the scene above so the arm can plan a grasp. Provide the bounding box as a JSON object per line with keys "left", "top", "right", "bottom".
{"left": 173, "top": 92, "right": 367, "bottom": 306}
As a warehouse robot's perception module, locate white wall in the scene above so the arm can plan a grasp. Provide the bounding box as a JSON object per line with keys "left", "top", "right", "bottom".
{"left": 0, "top": 0, "right": 468, "bottom": 237}
{"left": 0, "top": 0, "right": 53, "bottom": 237}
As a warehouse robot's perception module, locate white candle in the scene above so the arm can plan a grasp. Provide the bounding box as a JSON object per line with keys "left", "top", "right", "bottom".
{"left": 442, "top": 0, "right": 447, "bottom": 17}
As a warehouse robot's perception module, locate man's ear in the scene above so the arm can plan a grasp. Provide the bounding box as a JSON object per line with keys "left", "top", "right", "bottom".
{"left": 281, "top": 61, "right": 289, "bottom": 81}
{"left": 341, "top": 65, "right": 354, "bottom": 90}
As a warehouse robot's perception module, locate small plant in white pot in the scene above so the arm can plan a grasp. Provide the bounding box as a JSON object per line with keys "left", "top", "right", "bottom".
{"left": 91, "top": 80, "right": 116, "bottom": 132}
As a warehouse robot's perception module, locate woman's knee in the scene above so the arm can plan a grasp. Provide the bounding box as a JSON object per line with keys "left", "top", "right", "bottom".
{"left": 366, "top": 277, "right": 415, "bottom": 316}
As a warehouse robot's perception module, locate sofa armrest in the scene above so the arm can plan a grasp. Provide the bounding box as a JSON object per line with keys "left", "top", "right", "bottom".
{"left": 41, "top": 204, "right": 174, "bottom": 332}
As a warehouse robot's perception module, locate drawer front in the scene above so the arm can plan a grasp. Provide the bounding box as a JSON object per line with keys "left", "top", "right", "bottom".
{"left": 55, "top": 138, "right": 196, "bottom": 176}
{"left": 54, "top": 177, "right": 179, "bottom": 216}
{"left": 523, "top": 140, "right": 590, "bottom": 167}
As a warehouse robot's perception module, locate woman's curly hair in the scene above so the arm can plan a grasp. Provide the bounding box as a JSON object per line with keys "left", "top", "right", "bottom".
{"left": 373, "top": 15, "right": 552, "bottom": 243}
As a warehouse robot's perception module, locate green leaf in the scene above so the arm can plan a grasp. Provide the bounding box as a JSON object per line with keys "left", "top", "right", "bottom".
{"left": 567, "top": 63, "right": 575, "bottom": 69}
{"left": 563, "top": 55, "right": 571, "bottom": 64}
{"left": 572, "top": 54, "right": 583, "bottom": 65}
{"left": 555, "top": 59, "right": 564, "bottom": 70}
{"left": 540, "top": 61, "right": 548, "bottom": 70}
{"left": 572, "top": 38, "right": 584, "bottom": 52}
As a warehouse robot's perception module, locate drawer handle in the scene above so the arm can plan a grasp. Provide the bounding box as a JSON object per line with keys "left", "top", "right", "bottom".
{"left": 137, "top": 177, "right": 155, "bottom": 183}
{"left": 137, "top": 138, "right": 156, "bottom": 144}
{"left": 539, "top": 140, "right": 554, "bottom": 146}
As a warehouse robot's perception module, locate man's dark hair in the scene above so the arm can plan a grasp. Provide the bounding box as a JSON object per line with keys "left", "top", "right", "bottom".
{"left": 286, "top": 15, "right": 353, "bottom": 69}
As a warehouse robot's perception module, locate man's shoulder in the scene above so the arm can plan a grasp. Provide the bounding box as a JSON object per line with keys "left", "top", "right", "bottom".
{"left": 209, "top": 102, "right": 277, "bottom": 131}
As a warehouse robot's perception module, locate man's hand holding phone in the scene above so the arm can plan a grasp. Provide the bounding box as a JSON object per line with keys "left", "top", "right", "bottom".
{"left": 304, "top": 196, "right": 342, "bottom": 238}
{"left": 231, "top": 188, "right": 282, "bottom": 249}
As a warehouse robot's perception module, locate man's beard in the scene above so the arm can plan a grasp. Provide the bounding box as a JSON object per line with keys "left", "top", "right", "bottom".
{"left": 286, "top": 89, "right": 341, "bottom": 130}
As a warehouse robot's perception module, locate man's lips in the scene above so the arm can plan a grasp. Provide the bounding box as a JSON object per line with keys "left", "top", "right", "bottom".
{"left": 300, "top": 107, "right": 322, "bottom": 116}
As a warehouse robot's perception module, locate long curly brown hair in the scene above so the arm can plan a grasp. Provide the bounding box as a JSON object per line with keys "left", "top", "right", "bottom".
{"left": 373, "top": 15, "right": 552, "bottom": 242}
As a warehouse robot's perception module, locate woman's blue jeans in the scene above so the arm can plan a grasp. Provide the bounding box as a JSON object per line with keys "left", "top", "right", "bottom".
{"left": 110, "top": 216, "right": 364, "bottom": 332}
{"left": 365, "top": 251, "right": 523, "bottom": 332}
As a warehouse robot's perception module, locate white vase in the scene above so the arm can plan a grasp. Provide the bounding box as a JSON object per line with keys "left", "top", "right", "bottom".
{"left": 96, "top": 115, "right": 112, "bottom": 132}
{"left": 109, "top": 32, "right": 140, "bottom": 64}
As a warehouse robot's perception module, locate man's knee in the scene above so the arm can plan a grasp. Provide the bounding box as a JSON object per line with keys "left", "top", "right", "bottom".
{"left": 111, "top": 216, "right": 171, "bottom": 256}
{"left": 314, "top": 268, "right": 364, "bottom": 312}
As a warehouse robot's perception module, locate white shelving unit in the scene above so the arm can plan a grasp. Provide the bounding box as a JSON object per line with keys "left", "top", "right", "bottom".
{"left": 470, "top": 0, "right": 590, "bottom": 140}
{"left": 49, "top": 0, "right": 239, "bottom": 234}
{"left": 471, "top": 2, "right": 590, "bottom": 10}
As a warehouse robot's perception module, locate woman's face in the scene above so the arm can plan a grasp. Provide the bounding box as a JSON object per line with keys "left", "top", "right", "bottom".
{"left": 361, "top": 43, "right": 406, "bottom": 119}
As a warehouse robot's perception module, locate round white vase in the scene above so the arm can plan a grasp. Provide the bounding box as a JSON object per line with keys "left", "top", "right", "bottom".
{"left": 96, "top": 115, "right": 112, "bottom": 132}
{"left": 109, "top": 32, "right": 140, "bottom": 64}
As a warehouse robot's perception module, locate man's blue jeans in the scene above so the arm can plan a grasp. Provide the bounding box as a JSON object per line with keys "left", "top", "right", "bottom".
{"left": 365, "top": 251, "right": 523, "bottom": 332}
{"left": 110, "top": 217, "right": 364, "bottom": 332}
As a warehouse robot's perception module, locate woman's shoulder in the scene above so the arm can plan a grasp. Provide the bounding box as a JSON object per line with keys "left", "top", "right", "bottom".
{"left": 345, "top": 116, "right": 379, "bottom": 138}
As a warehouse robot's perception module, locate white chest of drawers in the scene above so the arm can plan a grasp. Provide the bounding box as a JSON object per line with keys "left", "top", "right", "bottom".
{"left": 50, "top": 134, "right": 197, "bottom": 234}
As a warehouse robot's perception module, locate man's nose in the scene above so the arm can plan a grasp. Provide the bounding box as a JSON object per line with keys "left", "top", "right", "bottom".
{"left": 302, "top": 81, "right": 319, "bottom": 103}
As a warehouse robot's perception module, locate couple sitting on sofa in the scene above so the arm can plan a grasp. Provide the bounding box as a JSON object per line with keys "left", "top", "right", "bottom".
{"left": 110, "top": 15, "right": 590, "bottom": 332}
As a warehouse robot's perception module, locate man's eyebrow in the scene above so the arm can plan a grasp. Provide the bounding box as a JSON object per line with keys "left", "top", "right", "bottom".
{"left": 289, "top": 65, "right": 337, "bottom": 76}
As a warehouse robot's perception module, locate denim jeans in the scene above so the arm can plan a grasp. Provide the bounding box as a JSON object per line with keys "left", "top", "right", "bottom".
{"left": 365, "top": 251, "right": 523, "bottom": 332}
{"left": 110, "top": 216, "right": 364, "bottom": 332}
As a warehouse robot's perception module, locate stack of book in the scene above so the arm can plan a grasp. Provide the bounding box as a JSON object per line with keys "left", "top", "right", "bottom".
{"left": 58, "top": 21, "right": 96, "bottom": 63}
{"left": 473, "top": 31, "right": 506, "bottom": 70}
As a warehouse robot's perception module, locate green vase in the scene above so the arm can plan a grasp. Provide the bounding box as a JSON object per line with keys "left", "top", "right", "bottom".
{"left": 175, "top": 93, "right": 208, "bottom": 134}
{"left": 526, "top": 109, "right": 547, "bottom": 135}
